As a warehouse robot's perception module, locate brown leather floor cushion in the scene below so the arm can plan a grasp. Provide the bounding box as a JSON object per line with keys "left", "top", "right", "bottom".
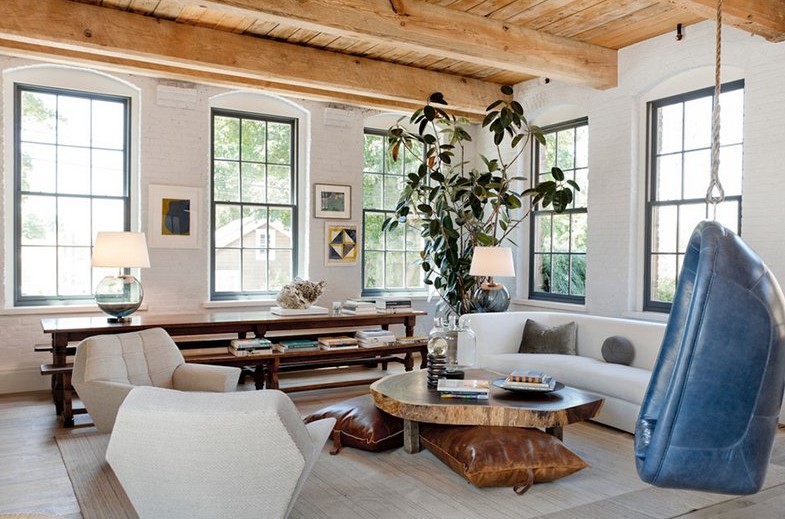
{"left": 419, "top": 424, "right": 587, "bottom": 494}
{"left": 304, "top": 393, "right": 403, "bottom": 454}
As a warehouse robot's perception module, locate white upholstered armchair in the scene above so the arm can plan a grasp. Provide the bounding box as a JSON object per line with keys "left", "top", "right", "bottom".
{"left": 106, "top": 386, "right": 336, "bottom": 519}
{"left": 71, "top": 327, "right": 241, "bottom": 432}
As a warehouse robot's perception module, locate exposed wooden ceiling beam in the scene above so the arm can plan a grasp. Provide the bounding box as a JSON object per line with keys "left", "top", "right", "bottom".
{"left": 0, "top": 0, "right": 504, "bottom": 116}
{"left": 161, "top": 0, "right": 618, "bottom": 89}
{"left": 666, "top": 0, "right": 785, "bottom": 42}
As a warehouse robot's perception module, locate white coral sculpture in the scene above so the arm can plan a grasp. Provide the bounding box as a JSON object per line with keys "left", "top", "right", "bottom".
{"left": 275, "top": 278, "right": 326, "bottom": 309}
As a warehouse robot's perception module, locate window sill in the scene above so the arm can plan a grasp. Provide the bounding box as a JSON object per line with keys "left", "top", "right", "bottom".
{"left": 202, "top": 299, "right": 277, "bottom": 310}
{"left": 510, "top": 298, "right": 587, "bottom": 313}
{"left": 0, "top": 303, "right": 148, "bottom": 317}
{"left": 621, "top": 311, "right": 669, "bottom": 323}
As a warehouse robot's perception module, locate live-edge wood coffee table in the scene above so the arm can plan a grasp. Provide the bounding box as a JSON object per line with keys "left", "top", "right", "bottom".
{"left": 370, "top": 368, "right": 604, "bottom": 453}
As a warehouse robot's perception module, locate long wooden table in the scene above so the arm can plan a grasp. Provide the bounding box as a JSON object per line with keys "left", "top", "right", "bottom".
{"left": 40, "top": 309, "right": 426, "bottom": 427}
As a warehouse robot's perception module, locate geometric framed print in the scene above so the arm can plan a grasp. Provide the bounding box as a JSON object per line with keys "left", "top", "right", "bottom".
{"left": 325, "top": 222, "right": 359, "bottom": 266}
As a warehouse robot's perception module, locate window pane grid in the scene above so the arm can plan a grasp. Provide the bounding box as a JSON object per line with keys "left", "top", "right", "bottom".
{"left": 15, "top": 85, "right": 130, "bottom": 305}
{"left": 211, "top": 110, "right": 296, "bottom": 299}
{"left": 361, "top": 129, "right": 426, "bottom": 294}
{"left": 530, "top": 118, "right": 588, "bottom": 303}
{"left": 645, "top": 80, "right": 744, "bottom": 309}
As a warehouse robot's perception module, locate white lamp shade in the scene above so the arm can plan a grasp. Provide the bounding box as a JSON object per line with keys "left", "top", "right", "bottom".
{"left": 469, "top": 247, "right": 515, "bottom": 277}
{"left": 92, "top": 232, "right": 151, "bottom": 268}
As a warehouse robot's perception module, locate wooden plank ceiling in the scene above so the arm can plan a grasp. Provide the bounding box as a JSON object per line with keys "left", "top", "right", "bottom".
{"left": 1, "top": 0, "right": 783, "bottom": 116}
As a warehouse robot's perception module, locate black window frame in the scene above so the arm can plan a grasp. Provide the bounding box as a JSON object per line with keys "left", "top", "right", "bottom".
{"left": 209, "top": 108, "right": 299, "bottom": 301}
{"left": 529, "top": 117, "right": 589, "bottom": 305}
{"left": 644, "top": 79, "right": 744, "bottom": 313}
{"left": 361, "top": 128, "right": 427, "bottom": 297}
{"left": 14, "top": 83, "right": 132, "bottom": 307}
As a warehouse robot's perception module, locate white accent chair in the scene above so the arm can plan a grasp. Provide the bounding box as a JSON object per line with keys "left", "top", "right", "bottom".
{"left": 106, "top": 386, "right": 336, "bottom": 519}
{"left": 71, "top": 327, "right": 241, "bottom": 432}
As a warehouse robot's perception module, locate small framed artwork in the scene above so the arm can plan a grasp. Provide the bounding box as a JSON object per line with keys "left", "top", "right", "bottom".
{"left": 314, "top": 183, "right": 351, "bottom": 219}
{"left": 148, "top": 184, "right": 200, "bottom": 249}
{"left": 325, "top": 221, "right": 359, "bottom": 266}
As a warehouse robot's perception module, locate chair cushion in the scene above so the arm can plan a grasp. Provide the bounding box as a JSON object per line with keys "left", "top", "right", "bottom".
{"left": 303, "top": 394, "right": 403, "bottom": 454}
{"left": 518, "top": 319, "right": 577, "bottom": 355}
{"left": 601, "top": 335, "right": 635, "bottom": 365}
{"left": 419, "top": 424, "right": 587, "bottom": 494}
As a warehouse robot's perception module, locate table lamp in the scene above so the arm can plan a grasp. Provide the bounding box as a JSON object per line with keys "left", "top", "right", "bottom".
{"left": 91, "top": 231, "right": 150, "bottom": 322}
{"left": 469, "top": 246, "right": 515, "bottom": 312}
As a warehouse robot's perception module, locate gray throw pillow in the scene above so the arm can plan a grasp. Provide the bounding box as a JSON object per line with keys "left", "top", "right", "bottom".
{"left": 601, "top": 336, "right": 635, "bottom": 365}
{"left": 518, "top": 319, "right": 577, "bottom": 355}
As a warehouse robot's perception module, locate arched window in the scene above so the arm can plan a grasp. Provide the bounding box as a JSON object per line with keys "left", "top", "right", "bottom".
{"left": 6, "top": 66, "right": 138, "bottom": 307}
{"left": 209, "top": 92, "right": 306, "bottom": 300}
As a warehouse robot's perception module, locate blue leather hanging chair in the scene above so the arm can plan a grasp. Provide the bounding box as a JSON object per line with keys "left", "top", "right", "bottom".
{"left": 635, "top": 220, "right": 785, "bottom": 494}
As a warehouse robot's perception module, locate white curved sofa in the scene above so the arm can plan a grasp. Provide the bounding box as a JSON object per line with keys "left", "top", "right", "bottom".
{"left": 467, "top": 311, "right": 666, "bottom": 434}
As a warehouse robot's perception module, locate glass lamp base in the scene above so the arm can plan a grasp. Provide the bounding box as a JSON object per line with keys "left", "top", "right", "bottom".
{"left": 95, "top": 274, "right": 144, "bottom": 322}
{"left": 473, "top": 283, "right": 510, "bottom": 312}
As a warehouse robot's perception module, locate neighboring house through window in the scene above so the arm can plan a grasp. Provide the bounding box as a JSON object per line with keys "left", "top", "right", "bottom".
{"left": 530, "top": 118, "right": 589, "bottom": 304}
{"left": 645, "top": 80, "right": 744, "bottom": 312}
{"left": 211, "top": 107, "right": 297, "bottom": 299}
{"left": 14, "top": 81, "right": 131, "bottom": 306}
{"left": 362, "top": 128, "right": 425, "bottom": 294}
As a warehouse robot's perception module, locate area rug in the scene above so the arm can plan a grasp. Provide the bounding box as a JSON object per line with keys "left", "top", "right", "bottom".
{"left": 56, "top": 424, "right": 785, "bottom": 519}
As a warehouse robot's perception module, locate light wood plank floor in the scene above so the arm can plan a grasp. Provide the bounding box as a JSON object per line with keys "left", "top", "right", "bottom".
{"left": 2, "top": 363, "right": 785, "bottom": 518}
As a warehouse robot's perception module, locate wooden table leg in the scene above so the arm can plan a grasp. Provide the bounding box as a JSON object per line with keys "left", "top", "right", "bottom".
{"left": 253, "top": 364, "right": 266, "bottom": 390}
{"left": 546, "top": 425, "right": 563, "bottom": 441}
{"left": 419, "top": 345, "right": 428, "bottom": 369}
{"left": 403, "top": 352, "right": 414, "bottom": 371}
{"left": 403, "top": 419, "right": 421, "bottom": 453}
{"left": 62, "top": 371, "right": 74, "bottom": 428}
{"left": 266, "top": 357, "right": 281, "bottom": 390}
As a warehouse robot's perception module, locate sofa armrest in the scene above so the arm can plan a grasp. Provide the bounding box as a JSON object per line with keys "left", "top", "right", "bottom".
{"left": 74, "top": 379, "right": 134, "bottom": 432}
{"left": 173, "top": 363, "right": 241, "bottom": 392}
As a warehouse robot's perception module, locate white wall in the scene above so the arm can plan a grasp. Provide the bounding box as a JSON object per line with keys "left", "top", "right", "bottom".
{"left": 511, "top": 21, "right": 785, "bottom": 319}
{"left": 0, "top": 55, "right": 434, "bottom": 394}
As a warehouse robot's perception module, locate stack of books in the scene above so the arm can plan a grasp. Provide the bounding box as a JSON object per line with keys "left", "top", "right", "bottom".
{"left": 355, "top": 328, "right": 397, "bottom": 347}
{"left": 375, "top": 298, "right": 412, "bottom": 314}
{"left": 229, "top": 338, "right": 273, "bottom": 356}
{"left": 436, "top": 378, "right": 490, "bottom": 400}
{"left": 395, "top": 335, "right": 429, "bottom": 345}
{"left": 502, "top": 369, "right": 556, "bottom": 391}
{"left": 317, "top": 335, "right": 359, "bottom": 350}
{"left": 273, "top": 339, "right": 320, "bottom": 352}
{"left": 341, "top": 300, "right": 377, "bottom": 315}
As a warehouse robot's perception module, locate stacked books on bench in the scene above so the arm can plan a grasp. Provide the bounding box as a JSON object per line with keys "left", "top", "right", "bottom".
{"left": 501, "top": 369, "right": 556, "bottom": 391}
{"left": 273, "top": 339, "right": 320, "bottom": 352}
{"left": 318, "top": 335, "right": 359, "bottom": 350}
{"left": 436, "top": 378, "right": 490, "bottom": 400}
{"left": 375, "top": 298, "right": 412, "bottom": 313}
{"left": 341, "top": 300, "right": 377, "bottom": 315}
{"left": 355, "top": 328, "right": 396, "bottom": 347}
{"left": 229, "top": 338, "right": 273, "bottom": 356}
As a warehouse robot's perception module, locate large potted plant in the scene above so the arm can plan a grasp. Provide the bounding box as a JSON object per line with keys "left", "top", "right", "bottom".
{"left": 383, "top": 86, "right": 577, "bottom": 316}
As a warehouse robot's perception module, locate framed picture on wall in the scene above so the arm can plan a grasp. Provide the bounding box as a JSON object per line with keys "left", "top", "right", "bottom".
{"left": 148, "top": 184, "right": 200, "bottom": 249}
{"left": 314, "top": 183, "right": 351, "bottom": 219}
{"left": 325, "top": 221, "right": 358, "bottom": 266}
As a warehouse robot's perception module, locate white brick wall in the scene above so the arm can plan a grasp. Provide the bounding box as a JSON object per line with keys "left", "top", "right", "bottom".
{"left": 511, "top": 21, "right": 785, "bottom": 318}
{"left": 2, "top": 20, "right": 785, "bottom": 393}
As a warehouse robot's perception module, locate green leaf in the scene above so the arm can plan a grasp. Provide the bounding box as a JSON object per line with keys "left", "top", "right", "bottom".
{"left": 501, "top": 85, "right": 514, "bottom": 96}
{"left": 417, "top": 204, "right": 433, "bottom": 215}
{"left": 551, "top": 166, "right": 565, "bottom": 181}
{"left": 423, "top": 105, "right": 436, "bottom": 121}
{"left": 567, "top": 179, "right": 580, "bottom": 191}
{"left": 485, "top": 99, "right": 503, "bottom": 112}
{"left": 430, "top": 172, "right": 445, "bottom": 183}
{"left": 482, "top": 111, "right": 498, "bottom": 128}
{"left": 423, "top": 134, "right": 436, "bottom": 144}
{"left": 429, "top": 92, "right": 447, "bottom": 105}
{"left": 510, "top": 100, "right": 524, "bottom": 116}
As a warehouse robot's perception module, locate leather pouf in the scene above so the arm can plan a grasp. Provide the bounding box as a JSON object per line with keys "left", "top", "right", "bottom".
{"left": 304, "top": 393, "right": 403, "bottom": 454}
{"left": 419, "top": 424, "right": 587, "bottom": 494}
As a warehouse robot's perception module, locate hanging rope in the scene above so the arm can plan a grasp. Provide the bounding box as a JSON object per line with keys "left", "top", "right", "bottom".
{"left": 706, "top": 0, "right": 724, "bottom": 219}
